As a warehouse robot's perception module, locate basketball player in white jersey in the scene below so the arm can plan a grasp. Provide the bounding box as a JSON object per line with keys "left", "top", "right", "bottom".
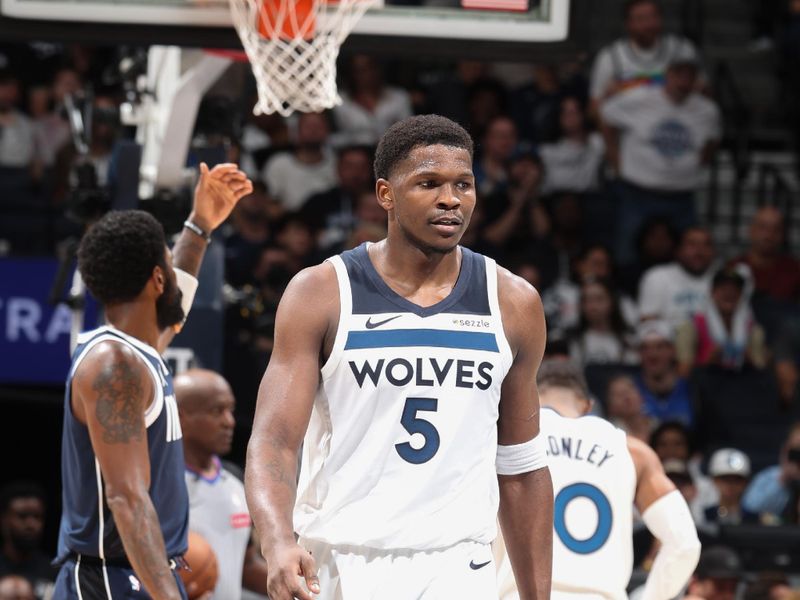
{"left": 53, "top": 163, "right": 252, "bottom": 600}
{"left": 495, "top": 360, "right": 701, "bottom": 600}
{"left": 245, "top": 115, "right": 553, "bottom": 600}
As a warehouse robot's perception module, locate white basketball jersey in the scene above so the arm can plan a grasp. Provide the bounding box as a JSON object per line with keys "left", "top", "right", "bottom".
{"left": 294, "top": 243, "right": 513, "bottom": 550}
{"left": 543, "top": 408, "right": 637, "bottom": 600}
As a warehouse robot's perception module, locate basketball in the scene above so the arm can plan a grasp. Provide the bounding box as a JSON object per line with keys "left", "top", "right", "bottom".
{"left": 179, "top": 531, "right": 218, "bottom": 599}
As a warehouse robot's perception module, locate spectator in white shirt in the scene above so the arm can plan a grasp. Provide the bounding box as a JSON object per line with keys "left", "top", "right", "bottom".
{"left": 332, "top": 55, "right": 412, "bottom": 146}
{"left": 589, "top": 0, "right": 703, "bottom": 118}
{"left": 601, "top": 58, "right": 721, "bottom": 264}
{"left": 473, "top": 115, "right": 518, "bottom": 198}
{"left": 568, "top": 277, "right": 639, "bottom": 367}
{"left": 540, "top": 96, "right": 605, "bottom": 195}
{"left": 639, "top": 226, "right": 716, "bottom": 326}
{"left": 0, "top": 70, "right": 36, "bottom": 170}
{"left": 261, "top": 112, "right": 337, "bottom": 211}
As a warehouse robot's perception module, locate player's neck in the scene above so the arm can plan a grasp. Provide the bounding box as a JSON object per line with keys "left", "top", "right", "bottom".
{"left": 104, "top": 301, "right": 161, "bottom": 349}
{"left": 370, "top": 238, "right": 461, "bottom": 300}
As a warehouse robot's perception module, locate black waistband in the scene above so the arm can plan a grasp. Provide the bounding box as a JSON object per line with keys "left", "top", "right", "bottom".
{"left": 70, "top": 553, "right": 188, "bottom": 571}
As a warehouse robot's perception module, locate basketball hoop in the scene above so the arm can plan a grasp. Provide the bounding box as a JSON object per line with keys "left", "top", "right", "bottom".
{"left": 229, "top": 0, "right": 376, "bottom": 116}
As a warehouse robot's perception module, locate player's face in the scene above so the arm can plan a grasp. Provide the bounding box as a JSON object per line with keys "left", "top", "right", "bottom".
{"left": 382, "top": 144, "right": 476, "bottom": 254}
{"left": 155, "top": 248, "right": 185, "bottom": 330}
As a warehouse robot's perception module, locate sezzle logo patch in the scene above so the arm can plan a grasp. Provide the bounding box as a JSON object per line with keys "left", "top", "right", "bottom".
{"left": 452, "top": 318, "right": 490, "bottom": 328}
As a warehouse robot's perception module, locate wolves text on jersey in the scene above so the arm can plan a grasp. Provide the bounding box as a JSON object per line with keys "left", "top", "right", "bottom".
{"left": 349, "top": 357, "right": 494, "bottom": 390}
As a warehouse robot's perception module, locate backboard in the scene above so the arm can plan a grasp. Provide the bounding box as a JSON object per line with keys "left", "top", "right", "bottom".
{"left": 0, "top": 0, "right": 579, "bottom": 60}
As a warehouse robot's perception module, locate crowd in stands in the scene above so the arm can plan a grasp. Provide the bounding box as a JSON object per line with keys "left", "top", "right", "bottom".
{"left": 3, "top": 0, "right": 800, "bottom": 597}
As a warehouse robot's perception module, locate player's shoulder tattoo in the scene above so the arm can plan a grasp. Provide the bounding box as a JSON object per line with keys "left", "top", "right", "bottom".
{"left": 92, "top": 355, "right": 145, "bottom": 444}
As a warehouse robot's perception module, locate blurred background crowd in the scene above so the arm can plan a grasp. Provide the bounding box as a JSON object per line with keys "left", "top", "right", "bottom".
{"left": 2, "top": 0, "right": 800, "bottom": 598}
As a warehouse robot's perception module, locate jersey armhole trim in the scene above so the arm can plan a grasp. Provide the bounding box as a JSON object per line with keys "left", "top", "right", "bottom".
{"left": 320, "top": 256, "right": 351, "bottom": 380}
{"left": 484, "top": 257, "right": 514, "bottom": 371}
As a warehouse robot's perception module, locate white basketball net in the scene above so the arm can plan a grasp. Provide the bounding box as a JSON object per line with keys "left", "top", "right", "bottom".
{"left": 229, "top": 0, "right": 376, "bottom": 117}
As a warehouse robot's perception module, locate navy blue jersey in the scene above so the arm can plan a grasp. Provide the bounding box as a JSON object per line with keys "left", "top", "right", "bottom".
{"left": 57, "top": 326, "right": 189, "bottom": 562}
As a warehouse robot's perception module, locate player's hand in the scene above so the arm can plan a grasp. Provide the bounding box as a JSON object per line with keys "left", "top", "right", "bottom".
{"left": 265, "top": 543, "right": 319, "bottom": 600}
{"left": 189, "top": 162, "right": 253, "bottom": 233}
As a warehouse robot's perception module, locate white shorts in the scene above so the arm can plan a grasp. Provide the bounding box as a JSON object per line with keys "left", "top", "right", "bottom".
{"left": 299, "top": 537, "right": 498, "bottom": 600}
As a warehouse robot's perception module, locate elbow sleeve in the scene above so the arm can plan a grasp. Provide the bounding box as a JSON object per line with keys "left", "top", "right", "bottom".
{"left": 640, "top": 490, "right": 701, "bottom": 600}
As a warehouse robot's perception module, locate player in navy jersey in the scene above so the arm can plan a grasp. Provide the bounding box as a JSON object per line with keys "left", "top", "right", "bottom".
{"left": 53, "top": 163, "right": 252, "bottom": 600}
{"left": 246, "top": 115, "right": 553, "bottom": 600}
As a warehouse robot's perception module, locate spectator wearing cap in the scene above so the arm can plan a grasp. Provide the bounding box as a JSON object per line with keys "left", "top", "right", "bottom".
{"left": 742, "top": 421, "right": 800, "bottom": 523}
{"left": 702, "top": 448, "right": 757, "bottom": 526}
{"left": 635, "top": 320, "right": 694, "bottom": 427}
{"left": 600, "top": 57, "right": 721, "bottom": 266}
{"left": 638, "top": 226, "right": 717, "bottom": 327}
{"left": 589, "top": 0, "right": 704, "bottom": 118}
{"left": 675, "top": 266, "right": 768, "bottom": 376}
{"left": 685, "top": 546, "right": 743, "bottom": 600}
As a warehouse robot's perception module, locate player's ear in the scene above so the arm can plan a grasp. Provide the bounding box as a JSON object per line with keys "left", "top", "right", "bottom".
{"left": 583, "top": 397, "right": 594, "bottom": 416}
{"left": 151, "top": 265, "right": 166, "bottom": 295}
{"left": 376, "top": 178, "right": 394, "bottom": 212}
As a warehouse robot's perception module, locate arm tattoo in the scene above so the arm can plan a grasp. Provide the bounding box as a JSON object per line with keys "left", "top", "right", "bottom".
{"left": 93, "top": 360, "right": 145, "bottom": 444}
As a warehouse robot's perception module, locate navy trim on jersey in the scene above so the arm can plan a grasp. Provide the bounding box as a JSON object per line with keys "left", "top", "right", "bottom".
{"left": 345, "top": 328, "right": 499, "bottom": 352}
{"left": 342, "top": 243, "right": 491, "bottom": 317}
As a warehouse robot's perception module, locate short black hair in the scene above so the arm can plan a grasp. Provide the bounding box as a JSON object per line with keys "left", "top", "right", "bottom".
{"left": 0, "top": 481, "right": 46, "bottom": 515}
{"left": 624, "top": 0, "right": 661, "bottom": 18}
{"left": 537, "top": 359, "right": 590, "bottom": 400}
{"left": 374, "top": 115, "right": 474, "bottom": 181}
{"left": 649, "top": 420, "right": 695, "bottom": 454}
{"left": 78, "top": 210, "right": 167, "bottom": 306}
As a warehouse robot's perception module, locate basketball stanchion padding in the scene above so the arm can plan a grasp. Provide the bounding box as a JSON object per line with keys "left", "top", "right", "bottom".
{"left": 229, "top": 0, "right": 378, "bottom": 116}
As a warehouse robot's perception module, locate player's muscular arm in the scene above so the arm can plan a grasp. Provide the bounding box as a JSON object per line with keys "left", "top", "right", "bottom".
{"left": 158, "top": 163, "right": 253, "bottom": 352}
{"left": 245, "top": 263, "right": 338, "bottom": 600}
{"left": 496, "top": 268, "right": 553, "bottom": 600}
{"left": 629, "top": 437, "right": 701, "bottom": 600}
{"left": 73, "top": 343, "right": 181, "bottom": 600}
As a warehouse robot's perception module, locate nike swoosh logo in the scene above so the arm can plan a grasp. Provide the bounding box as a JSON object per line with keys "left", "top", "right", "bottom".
{"left": 469, "top": 560, "right": 491, "bottom": 570}
{"left": 365, "top": 315, "right": 402, "bottom": 329}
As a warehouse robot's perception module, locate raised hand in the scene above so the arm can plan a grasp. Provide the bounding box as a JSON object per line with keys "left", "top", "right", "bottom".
{"left": 190, "top": 162, "right": 254, "bottom": 233}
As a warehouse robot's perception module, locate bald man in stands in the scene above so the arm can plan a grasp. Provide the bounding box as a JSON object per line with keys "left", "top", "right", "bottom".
{"left": 0, "top": 575, "right": 34, "bottom": 600}
{"left": 175, "top": 369, "right": 268, "bottom": 600}
{"left": 732, "top": 206, "right": 800, "bottom": 304}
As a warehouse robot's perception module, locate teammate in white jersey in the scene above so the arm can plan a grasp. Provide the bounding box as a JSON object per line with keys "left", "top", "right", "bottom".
{"left": 496, "top": 360, "right": 700, "bottom": 600}
{"left": 175, "top": 369, "right": 268, "bottom": 600}
{"left": 245, "top": 114, "right": 554, "bottom": 600}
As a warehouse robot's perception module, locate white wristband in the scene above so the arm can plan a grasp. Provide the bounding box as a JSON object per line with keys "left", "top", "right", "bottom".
{"left": 496, "top": 434, "right": 548, "bottom": 475}
{"left": 175, "top": 268, "right": 199, "bottom": 321}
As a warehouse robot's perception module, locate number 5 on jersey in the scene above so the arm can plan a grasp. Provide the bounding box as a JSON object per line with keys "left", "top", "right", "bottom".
{"left": 396, "top": 397, "right": 440, "bottom": 464}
